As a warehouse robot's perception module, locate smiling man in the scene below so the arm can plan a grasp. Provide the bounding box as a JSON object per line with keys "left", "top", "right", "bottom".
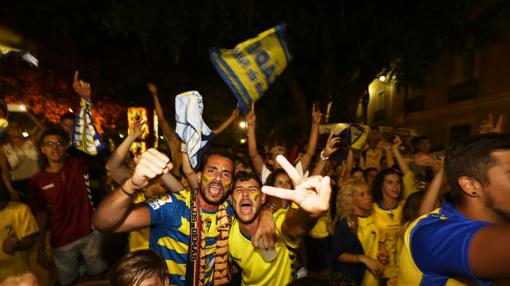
{"left": 228, "top": 156, "right": 332, "bottom": 286}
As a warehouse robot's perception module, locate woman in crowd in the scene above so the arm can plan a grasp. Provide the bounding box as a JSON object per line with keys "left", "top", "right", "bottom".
{"left": 332, "top": 179, "right": 383, "bottom": 286}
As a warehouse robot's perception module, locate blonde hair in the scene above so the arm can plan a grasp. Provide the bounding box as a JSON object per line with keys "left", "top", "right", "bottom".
{"left": 334, "top": 178, "right": 369, "bottom": 232}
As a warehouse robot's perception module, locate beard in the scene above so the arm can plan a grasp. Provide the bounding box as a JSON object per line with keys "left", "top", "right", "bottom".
{"left": 199, "top": 184, "right": 229, "bottom": 206}
{"left": 484, "top": 193, "right": 510, "bottom": 223}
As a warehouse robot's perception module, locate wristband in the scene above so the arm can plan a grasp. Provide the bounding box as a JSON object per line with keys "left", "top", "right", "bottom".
{"left": 320, "top": 150, "right": 329, "bottom": 161}
{"left": 120, "top": 181, "right": 136, "bottom": 198}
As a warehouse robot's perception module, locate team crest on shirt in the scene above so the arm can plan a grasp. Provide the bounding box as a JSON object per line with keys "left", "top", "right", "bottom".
{"left": 148, "top": 194, "right": 173, "bottom": 210}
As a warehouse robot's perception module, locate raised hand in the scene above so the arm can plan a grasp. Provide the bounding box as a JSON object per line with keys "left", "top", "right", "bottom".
{"left": 129, "top": 119, "right": 146, "bottom": 139}
{"left": 147, "top": 82, "right": 158, "bottom": 95}
{"left": 131, "top": 149, "right": 173, "bottom": 189}
{"left": 246, "top": 102, "right": 256, "bottom": 126}
{"left": 478, "top": 113, "right": 506, "bottom": 134}
{"left": 231, "top": 108, "right": 240, "bottom": 122}
{"left": 312, "top": 103, "right": 323, "bottom": 124}
{"left": 72, "top": 70, "right": 91, "bottom": 101}
{"left": 262, "top": 155, "right": 331, "bottom": 218}
{"left": 324, "top": 131, "right": 340, "bottom": 157}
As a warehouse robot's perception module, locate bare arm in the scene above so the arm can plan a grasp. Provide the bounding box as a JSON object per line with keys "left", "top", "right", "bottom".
{"left": 0, "top": 147, "right": 21, "bottom": 201}
{"left": 94, "top": 149, "right": 172, "bottom": 232}
{"left": 311, "top": 131, "right": 340, "bottom": 176}
{"left": 160, "top": 173, "right": 184, "bottom": 193}
{"left": 181, "top": 147, "right": 199, "bottom": 190}
{"left": 468, "top": 225, "right": 510, "bottom": 280}
{"left": 212, "top": 108, "right": 239, "bottom": 135}
{"left": 298, "top": 104, "right": 322, "bottom": 172}
{"left": 105, "top": 119, "right": 145, "bottom": 182}
{"left": 417, "top": 167, "right": 444, "bottom": 216}
{"left": 148, "top": 83, "right": 183, "bottom": 176}
{"left": 392, "top": 136, "right": 410, "bottom": 174}
{"left": 246, "top": 102, "right": 264, "bottom": 174}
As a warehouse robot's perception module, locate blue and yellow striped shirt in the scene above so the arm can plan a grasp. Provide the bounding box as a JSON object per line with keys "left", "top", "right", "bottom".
{"left": 147, "top": 190, "right": 233, "bottom": 286}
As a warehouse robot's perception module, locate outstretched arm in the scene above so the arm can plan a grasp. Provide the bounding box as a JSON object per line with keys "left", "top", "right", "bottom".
{"left": 94, "top": 149, "right": 173, "bottom": 232}
{"left": 213, "top": 108, "right": 239, "bottom": 135}
{"left": 148, "top": 83, "right": 182, "bottom": 176}
{"left": 262, "top": 155, "right": 331, "bottom": 242}
{"left": 298, "top": 104, "right": 322, "bottom": 172}
{"left": 246, "top": 102, "right": 264, "bottom": 174}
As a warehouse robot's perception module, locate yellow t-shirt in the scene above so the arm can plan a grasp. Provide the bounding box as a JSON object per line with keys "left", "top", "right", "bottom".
{"left": 129, "top": 193, "right": 150, "bottom": 252}
{"left": 372, "top": 201, "right": 404, "bottom": 281}
{"left": 357, "top": 216, "right": 379, "bottom": 286}
{"left": 228, "top": 209, "right": 299, "bottom": 286}
{"left": 309, "top": 213, "right": 332, "bottom": 239}
{"left": 0, "top": 202, "right": 39, "bottom": 281}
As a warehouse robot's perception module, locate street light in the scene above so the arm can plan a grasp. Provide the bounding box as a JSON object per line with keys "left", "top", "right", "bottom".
{"left": 239, "top": 120, "right": 247, "bottom": 129}
{"left": 240, "top": 138, "right": 246, "bottom": 144}
{"left": 379, "top": 75, "right": 386, "bottom": 82}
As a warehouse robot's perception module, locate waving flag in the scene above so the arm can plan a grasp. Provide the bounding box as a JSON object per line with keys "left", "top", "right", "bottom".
{"left": 0, "top": 44, "right": 38, "bottom": 66}
{"left": 72, "top": 99, "right": 105, "bottom": 155}
{"left": 210, "top": 23, "right": 291, "bottom": 114}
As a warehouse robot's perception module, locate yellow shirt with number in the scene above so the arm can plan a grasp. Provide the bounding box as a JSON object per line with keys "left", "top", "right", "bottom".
{"left": 0, "top": 201, "right": 39, "bottom": 281}
{"left": 228, "top": 209, "right": 300, "bottom": 286}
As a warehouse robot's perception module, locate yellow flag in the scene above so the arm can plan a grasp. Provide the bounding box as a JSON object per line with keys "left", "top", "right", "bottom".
{"left": 210, "top": 23, "right": 291, "bottom": 113}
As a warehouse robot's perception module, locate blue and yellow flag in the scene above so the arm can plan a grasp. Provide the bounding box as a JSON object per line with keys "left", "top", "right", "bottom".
{"left": 209, "top": 23, "right": 291, "bottom": 114}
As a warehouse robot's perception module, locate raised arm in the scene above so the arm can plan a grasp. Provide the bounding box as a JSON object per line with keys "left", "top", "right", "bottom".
{"left": 105, "top": 119, "right": 145, "bottom": 184}
{"left": 181, "top": 145, "right": 199, "bottom": 190}
{"left": 246, "top": 102, "right": 264, "bottom": 174}
{"left": 212, "top": 108, "right": 239, "bottom": 135}
{"left": 344, "top": 148, "right": 354, "bottom": 181}
{"left": 392, "top": 136, "right": 410, "bottom": 174}
{"left": 298, "top": 104, "right": 322, "bottom": 172}
{"left": 417, "top": 166, "right": 444, "bottom": 216}
{"left": 311, "top": 131, "right": 340, "bottom": 176}
{"left": 148, "top": 83, "right": 183, "bottom": 176}
{"left": 93, "top": 149, "right": 172, "bottom": 232}
{"left": 262, "top": 155, "right": 331, "bottom": 242}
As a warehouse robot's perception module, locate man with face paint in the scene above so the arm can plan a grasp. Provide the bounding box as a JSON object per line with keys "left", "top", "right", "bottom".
{"left": 228, "top": 155, "right": 332, "bottom": 286}
{"left": 94, "top": 148, "right": 275, "bottom": 286}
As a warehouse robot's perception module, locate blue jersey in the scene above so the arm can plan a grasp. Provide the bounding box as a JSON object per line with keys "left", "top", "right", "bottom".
{"left": 398, "top": 202, "right": 492, "bottom": 285}
{"left": 146, "top": 190, "right": 233, "bottom": 286}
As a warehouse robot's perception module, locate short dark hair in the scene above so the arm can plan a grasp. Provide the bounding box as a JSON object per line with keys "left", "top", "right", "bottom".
{"left": 370, "top": 168, "right": 402, "bottom": 202}
{"left": 59, "top": 112, "right": 75, "bottom": 122}
{"left": 234, "top": 171, "right": 262, "bottom": 189}
{"left": 445, "top": 133, "right": 510, "bottom": 203}
{"left": 110, "top": 249, "right": 168, "bottom": 286}
{"left": 201, "top": 147, "right": 236, "bottom": 172}
{"left": 265, "top": 168, "right": 290, "bottom": 187}
{"left": 40, "top": 125, "right": 69, "bottom": 144}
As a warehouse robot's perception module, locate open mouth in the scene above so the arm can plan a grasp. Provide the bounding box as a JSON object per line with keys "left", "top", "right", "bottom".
{"left": 208, "top": 183, "right": 223, "bottom": 196}
{"left": 239, "top": 201, "right": 253, "bottom": 213}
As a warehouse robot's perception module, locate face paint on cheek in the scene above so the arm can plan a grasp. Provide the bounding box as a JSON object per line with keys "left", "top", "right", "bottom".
{"left": 251, "top": 192, "right": 260, "bottom": 202}
{"left": 202, "top": 173, "right": 213, "bottom": 185}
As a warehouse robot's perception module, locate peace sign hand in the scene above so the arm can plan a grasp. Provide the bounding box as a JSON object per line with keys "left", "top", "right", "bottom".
{"left": 262, "top": 155, "right": 331, "bottom": 218}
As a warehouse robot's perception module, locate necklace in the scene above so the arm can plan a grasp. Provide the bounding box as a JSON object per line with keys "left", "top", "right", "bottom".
{"left": 380, "top": 200, "right": 398, "bottom": 220}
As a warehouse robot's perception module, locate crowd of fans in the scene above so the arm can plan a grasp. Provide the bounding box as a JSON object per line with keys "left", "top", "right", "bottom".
{"left": 0, "top": 71, "right": 509, "bottom": 286}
